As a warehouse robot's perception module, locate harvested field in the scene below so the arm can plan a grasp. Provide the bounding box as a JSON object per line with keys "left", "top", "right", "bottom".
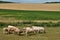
{"left": 0, "top": 3, "right": 60, "bottom": 11}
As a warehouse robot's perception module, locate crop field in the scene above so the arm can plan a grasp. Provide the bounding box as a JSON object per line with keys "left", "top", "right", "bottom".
{"left": 0, "top": 9, "right": 60, "bottom": 21}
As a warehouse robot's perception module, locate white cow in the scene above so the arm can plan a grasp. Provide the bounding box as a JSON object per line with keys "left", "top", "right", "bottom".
{"left": 8, "top": 25, "right": 18, "bottom": 31}
{"left": 32, "top": 26, "right": 46, "bottom": 33}
{"left": 23, "top": 27, "right": 35, "bottom": 36}
{"left": 8, "top": 25, "right": 23, "bottom": 35}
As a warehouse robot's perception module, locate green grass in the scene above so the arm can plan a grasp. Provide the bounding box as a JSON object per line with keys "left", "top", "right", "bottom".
{"left": 0, "top": 27, "right": 60, "bottom": 40}
{"left": 0, "top": 9, "right": 60, "bottom": 20}
{"left": 0, "top": 22, "right": 60, "bottom": 28}
{"left": 0, "top": 9, "right": 60, "bottom": 40}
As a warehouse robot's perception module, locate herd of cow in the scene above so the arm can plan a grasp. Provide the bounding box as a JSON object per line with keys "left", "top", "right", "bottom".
{"left": 3, "top": 25, "right": 46, "bottom": 36}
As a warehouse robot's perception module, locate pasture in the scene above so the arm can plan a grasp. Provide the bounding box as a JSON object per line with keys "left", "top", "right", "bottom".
{"left": 0, "top": 9, "right": 60, "bottom": 21}
{"left": 0, "top": 27, "right": 60, "bottom": 40}
{"left": 0, "top": 9, "right": 60, "bottom": 27}
{"left": 0, "top": 9, "right": 60, "bottom": 40}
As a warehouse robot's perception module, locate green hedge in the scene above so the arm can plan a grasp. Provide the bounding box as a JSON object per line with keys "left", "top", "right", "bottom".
{"left": 0, "top": 22, "right": 60, "bottom": 28}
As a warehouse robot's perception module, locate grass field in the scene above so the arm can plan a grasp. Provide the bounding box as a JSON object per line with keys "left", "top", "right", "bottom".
{"left": 0, "top": 9, "right": 60, "bottom": 40}
{"left": 0, "top": 9, "right": 60, "bottom": 21}
{"left": 0, "top": 9, "right": 60, "bottom": 27}
{"left": 0, "top": 27, "right": 60, "bottom": 40}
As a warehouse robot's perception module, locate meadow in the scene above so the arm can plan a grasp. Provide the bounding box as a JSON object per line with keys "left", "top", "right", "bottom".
{"left": 0, "top": 9, "right": 60, "bottom": 40}
{"left": 0, "top": 27, "right": 60, "bottom": 40}
{"left": 0, "top": 9, "right": 60, "bottom": 27}
{"left": 0, "top": 9, "right": 60, "bottom": 20}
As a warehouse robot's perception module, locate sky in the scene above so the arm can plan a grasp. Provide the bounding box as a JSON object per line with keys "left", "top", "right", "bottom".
{"left": 0, "top": 0, "right": 60, "bottom": 3}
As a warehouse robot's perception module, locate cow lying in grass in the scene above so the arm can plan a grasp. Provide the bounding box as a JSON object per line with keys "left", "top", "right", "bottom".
{"left": 23, "top": 27, "right": 35, "bottom": 36}
{"left": 8, "top": 25, "right": 24, "bottom": 35}
{"left": 3, "top": 25, "right": 23, "bottom": 35}
{"left": 32, "top": 26, "right": 46, "bottom": 33}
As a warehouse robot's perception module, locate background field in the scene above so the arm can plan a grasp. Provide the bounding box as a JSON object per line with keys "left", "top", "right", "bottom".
{"left": 0, "top": 3, "right": 60, "bottom": 11}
